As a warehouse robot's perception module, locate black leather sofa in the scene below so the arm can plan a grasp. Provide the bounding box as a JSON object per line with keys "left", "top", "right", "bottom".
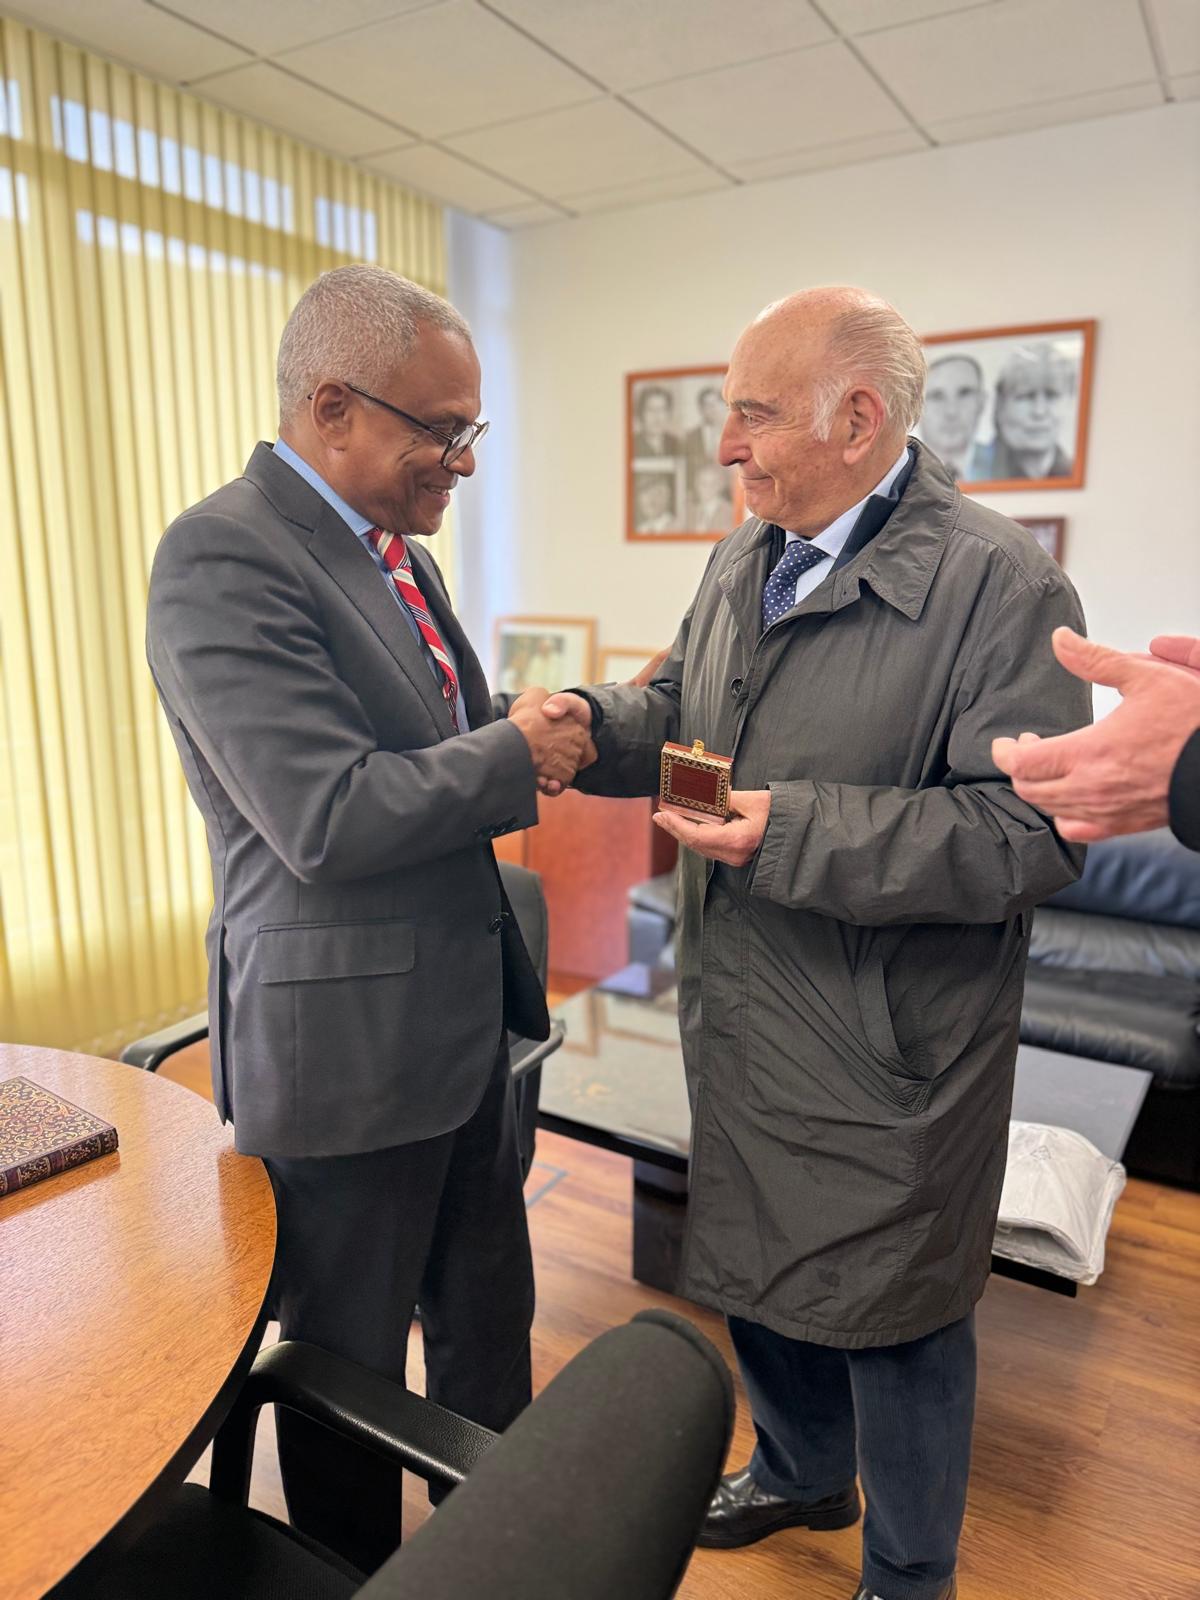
{"left": 1022, "top": 828, "right": 1200, "bottom": 1187}
{"left": 625, "top": 829, "right": 1200, "bottom": 1189}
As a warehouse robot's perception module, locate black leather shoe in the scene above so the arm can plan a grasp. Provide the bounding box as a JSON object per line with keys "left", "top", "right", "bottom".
{"left": 851, "top": 1581, "right": 956, "bottom": 1600}
{"left": 698, "top": 1466, "right": 861, "bottom": 1549}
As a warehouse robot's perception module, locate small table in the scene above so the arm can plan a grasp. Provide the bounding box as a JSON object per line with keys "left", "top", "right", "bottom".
{"left": 538, "top": 971, "right": 1151, "bottom": 1299}
{"left": 0, "top": 1046, "right": 276, "bottom": 1600}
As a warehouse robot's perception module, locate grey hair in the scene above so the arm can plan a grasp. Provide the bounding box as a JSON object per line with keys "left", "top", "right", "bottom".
{"left": 276, "top": 265, "right": 471, "bottom": 421}
{"left": 805, "top": 299, "right": 927, "bottom": 442}
{"left": 994, "top": 341, "right": 1077, "bottom": 400}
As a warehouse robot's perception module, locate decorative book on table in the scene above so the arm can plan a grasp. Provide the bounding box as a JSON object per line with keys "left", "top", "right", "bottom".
{"left": 0, "top": 1075, "right": 119, "bottom": 1196}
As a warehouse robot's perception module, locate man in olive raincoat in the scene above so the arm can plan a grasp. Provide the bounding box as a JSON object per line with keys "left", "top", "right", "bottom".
{"left": 538, "top": 287, "right": 1089, "bottom": 1600}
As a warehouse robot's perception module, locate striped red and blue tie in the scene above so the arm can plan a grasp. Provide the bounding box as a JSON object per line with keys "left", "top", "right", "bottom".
{"left": 368, "top": 528, "right": 461, "bottom": 732}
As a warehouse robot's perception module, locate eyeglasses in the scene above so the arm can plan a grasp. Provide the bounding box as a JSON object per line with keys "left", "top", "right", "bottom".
{"left": 343, "top": 381, "right": 488, "bottom": 469}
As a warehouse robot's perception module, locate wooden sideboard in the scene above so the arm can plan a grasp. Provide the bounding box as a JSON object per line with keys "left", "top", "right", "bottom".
{"left": 494, "top": 792, "right": 676, "bottom": 982}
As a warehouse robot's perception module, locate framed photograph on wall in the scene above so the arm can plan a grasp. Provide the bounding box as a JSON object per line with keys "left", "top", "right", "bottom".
{"left": 493, "top": 615, "right": 596, "bottom": 695}
{"left": 914, "top": 320, "right": 1095, "bottom": 492}
{"left": 627, "top": 366, "right": 745, "bottom": 542}
{"left": 1015, "top": 516, "right": 1066, "bottom": 564}
{"left": 598, "top": 646, "right": 664, "bottom": 684}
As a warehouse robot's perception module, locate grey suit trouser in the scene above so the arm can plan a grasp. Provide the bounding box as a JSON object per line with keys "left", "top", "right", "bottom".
{"left": 264, "top": 1038, "right": 534, "bottom": 1574}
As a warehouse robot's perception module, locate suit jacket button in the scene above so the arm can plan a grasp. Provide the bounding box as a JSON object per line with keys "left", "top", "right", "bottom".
{"left": 489, "top": 915, "right": 506, "bottom": 934}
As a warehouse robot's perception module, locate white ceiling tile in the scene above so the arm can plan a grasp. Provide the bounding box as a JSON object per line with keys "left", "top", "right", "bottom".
{"left": 626, "top": 41, "right": 911, "bottom": 166}
{"left": 360, "top": 143, "right": 532, "bottom": 212}
{"left": 1171, "top": 72, "right": 1200, "bottom": 99}
{"left": 445, "top": 98, "right": 709, "bottom": 198}
{"left": 557, "top": 169, "right": 732, "bottom": 214}
{"left": 819, "top": 0, "right": 1002, "bottom": 35}
{"left": 193, "top": 62, "right": 414, "bottom": 156}
{"left": 728, "top": 128, "right": 926, "bottom": 180}
{"left": 1147, "top": 0, "right": 1200, "bottom": 77}
{"left": 857, "top": 0, "right": 1158, "bottom": 123}
{"left": 482, "top": 0, "right": 831, "bottom": 91}
{"left": 156, "top": 0, "right": 439, "bottom": 58}
{"left": 5, "top": 0, "right": 249, "bottom": 81}
{"left": 274, "top": 0, "right": 595, "bottom": 139}
{"left": 482, "top": 200, "right": 571, "bottom": 227}
{"left": 927, "top": 81, "right": 1164, "bottom": 143}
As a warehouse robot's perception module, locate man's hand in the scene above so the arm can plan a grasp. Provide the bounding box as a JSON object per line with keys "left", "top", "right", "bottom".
{"left": 508, "top": 687, "right": 595, "bottom": 790}
{"left": 533, "top": 691, "right": 598, "bottom": 796}
{"left": 991, "top": 627, "right": 1200, "bottom": 842}
{"left": 652, "top": 789, "right": 771, "bottom": 867}
{"left": 1151, "top": 634, "right": 1200, "bottom": 675}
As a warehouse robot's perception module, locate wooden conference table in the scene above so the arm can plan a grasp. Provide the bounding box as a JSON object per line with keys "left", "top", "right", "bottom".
{"left": 0, "top": 1045, "right": 276, "bottom": 1600}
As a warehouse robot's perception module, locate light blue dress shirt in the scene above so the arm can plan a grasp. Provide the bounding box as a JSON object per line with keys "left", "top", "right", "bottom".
{"left": 272, "top": 438, "right": 469, "bottom": 732}
{"left": 783, "top": 446, "right": 912, "bottom": 606}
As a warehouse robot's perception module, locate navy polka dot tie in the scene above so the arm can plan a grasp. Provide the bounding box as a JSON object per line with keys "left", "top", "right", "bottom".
{"left": 761, "top": 539, "right": 831, "bottom": 633}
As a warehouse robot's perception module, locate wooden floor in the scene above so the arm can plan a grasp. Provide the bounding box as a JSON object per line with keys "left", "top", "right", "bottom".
{"left": 164, "top": 1043, "right": 1200, "bottom": 1600}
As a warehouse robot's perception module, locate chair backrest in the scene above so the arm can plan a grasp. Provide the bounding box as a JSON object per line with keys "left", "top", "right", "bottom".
{"left": 1032, "top": 829, "right": 1200, "bottom": 982}
{"left": 1042, "top": 829, "right": 1200, "bottom": 930}
{"left": 357, "top": 1308, "right": 734, "bottom": 1600}
{"left": 498, "top": 860, "right": 549, "bottom": 987}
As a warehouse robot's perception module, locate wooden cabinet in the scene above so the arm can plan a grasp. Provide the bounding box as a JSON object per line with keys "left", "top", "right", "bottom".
{"left": 495, "top": 792, "right": 676, "bottom": 982}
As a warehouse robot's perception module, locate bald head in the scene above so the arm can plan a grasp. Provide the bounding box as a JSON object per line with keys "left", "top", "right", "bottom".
{"left": 718, "top": 285, "right": 925, "bottom": 536}
{"left": 749, "top": 286, "right": 926, "bottom": 442}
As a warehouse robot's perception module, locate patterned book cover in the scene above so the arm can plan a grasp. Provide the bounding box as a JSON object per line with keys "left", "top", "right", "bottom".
{"left": 0, "top": 1075, "right": 119, "bottom": 1197}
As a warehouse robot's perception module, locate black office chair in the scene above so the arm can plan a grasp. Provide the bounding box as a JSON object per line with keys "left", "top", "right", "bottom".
{"left": 121, "top": 862, "right": 562, "bottom": 1179}
{"left": 71, "top": 1309, "right": 733, "bottom": 1600}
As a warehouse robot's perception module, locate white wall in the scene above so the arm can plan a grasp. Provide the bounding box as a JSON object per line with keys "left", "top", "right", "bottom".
{"left": 449, "top": 103, "right": 1200, "bottom": 689}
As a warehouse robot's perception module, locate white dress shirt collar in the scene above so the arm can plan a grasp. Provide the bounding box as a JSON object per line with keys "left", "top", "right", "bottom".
{"left": 783, "top": 445, "right": 912, "bottom": 557}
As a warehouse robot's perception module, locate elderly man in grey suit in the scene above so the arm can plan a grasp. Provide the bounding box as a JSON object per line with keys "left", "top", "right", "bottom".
{"left": 539, "top": 287, "right": 1089, "bottom": 1600}
{"left": 146, "top": 265, "right": 589, "bottom": 1573}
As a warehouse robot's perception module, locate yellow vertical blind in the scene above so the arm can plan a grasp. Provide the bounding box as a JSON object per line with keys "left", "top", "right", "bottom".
{"left": 0, "top": 15, "right": 448, "bottom": 1055}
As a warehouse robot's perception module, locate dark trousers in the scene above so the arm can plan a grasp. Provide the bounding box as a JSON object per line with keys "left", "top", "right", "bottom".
{"left": 729, "top": 1311, "right": 976, "bottom": 1600}
{"left": 264, "top": 1042, "right": 534, "bottom": 1575}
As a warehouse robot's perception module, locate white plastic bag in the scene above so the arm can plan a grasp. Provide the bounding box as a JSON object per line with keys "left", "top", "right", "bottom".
{"left": 993, "top": 1120, "right": 1126, "bottom": 1286}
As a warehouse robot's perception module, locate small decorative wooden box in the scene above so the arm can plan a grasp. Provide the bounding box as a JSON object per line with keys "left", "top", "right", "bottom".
{"left": 659, "top": 739, "right": 732, "bottom": 821}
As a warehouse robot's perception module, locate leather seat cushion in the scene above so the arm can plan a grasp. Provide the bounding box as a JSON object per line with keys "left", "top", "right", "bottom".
{"left": 83, "top": 1484, "right": 363, "bottom": 1599}
{"left": 1031, "top": 907, "right": 1200, "bottom": 981}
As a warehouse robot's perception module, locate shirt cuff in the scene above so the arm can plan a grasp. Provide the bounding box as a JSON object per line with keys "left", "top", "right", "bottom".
{"left": 564, "top": 687, "right": 605, "bottom": 732}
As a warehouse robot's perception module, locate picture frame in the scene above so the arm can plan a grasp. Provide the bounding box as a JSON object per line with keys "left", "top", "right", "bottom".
{"left": 1015, "top": 516, "right": 1066, "bottom": 565}
{"left": 493, "top": 615, "right": 596, "bottom": 695}
{"left": 915, "top": 320, "right": 1096, "bottom": 492}
{"left": 627, "top": 366, "right": 745, "bottom": 542}
{"left": 598, "top": 646, "right": 663, "bottom": 684}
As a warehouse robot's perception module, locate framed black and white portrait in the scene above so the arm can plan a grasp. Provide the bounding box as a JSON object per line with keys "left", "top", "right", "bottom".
{"left": 915, "top": 321, "right": 1096, "bottom": 491}
{"left": 626, "top": 367, "right": 744, "bottom": 541}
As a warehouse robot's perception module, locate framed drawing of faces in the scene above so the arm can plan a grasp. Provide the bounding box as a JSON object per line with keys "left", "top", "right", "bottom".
{"left": 915, "top": 321, "right": 1096, "bottom": 492}
{"left": 627, "top": 367, "right": 745, "bottom": 541}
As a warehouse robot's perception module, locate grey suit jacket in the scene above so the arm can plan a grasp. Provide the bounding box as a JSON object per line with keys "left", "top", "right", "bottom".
{"left": 146, "top": 443, "right": 545, "bottom": 1158}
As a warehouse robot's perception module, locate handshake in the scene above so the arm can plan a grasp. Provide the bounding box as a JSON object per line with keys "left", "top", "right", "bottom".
{"left": 508, "top": 688, "right": 598, "bottom": 794}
